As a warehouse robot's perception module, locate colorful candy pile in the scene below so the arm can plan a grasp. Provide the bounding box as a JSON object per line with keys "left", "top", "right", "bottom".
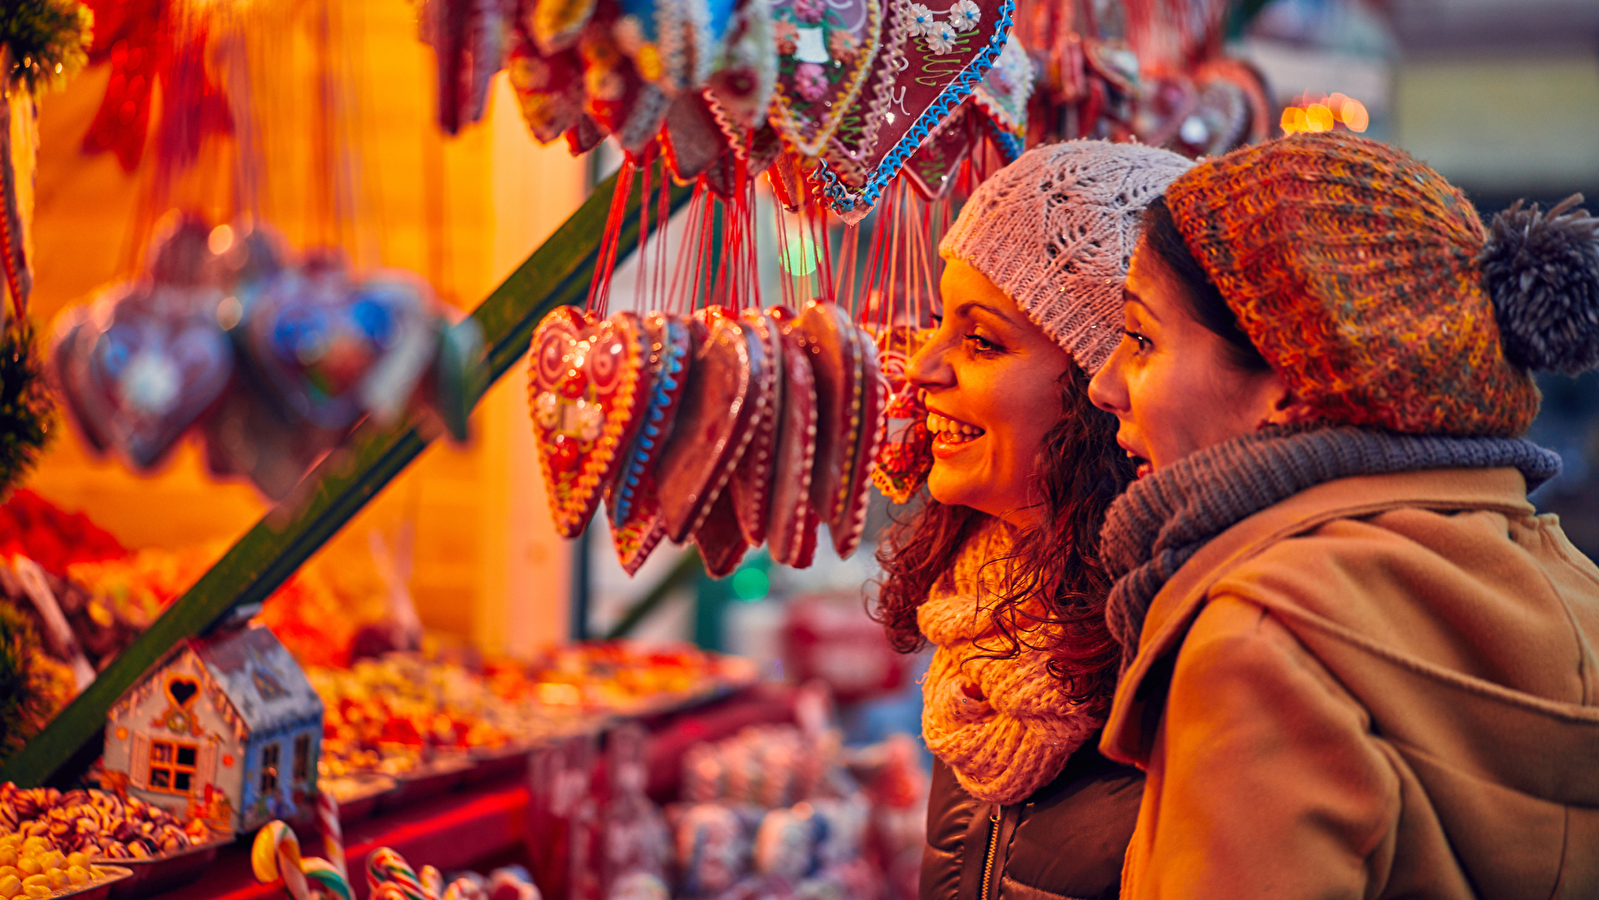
{"left": 0, "top": 784, "right": 215, "bottom": 862}
{"left": 0, "top": 491, "right": 125, "bottom": 579}
{"left": 0, "top": 840, "right": 103, "bottom": 898}
{"left": 365, "top": 847, "right": 541, "bottom": 900}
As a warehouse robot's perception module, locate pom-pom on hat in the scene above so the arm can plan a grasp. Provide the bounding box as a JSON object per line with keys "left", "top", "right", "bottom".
{"left": 1164, "top": 131, "right": 1599, "bottom": 438}
{"left": 940, "top": 140, "right": 1192, "bottom": 373}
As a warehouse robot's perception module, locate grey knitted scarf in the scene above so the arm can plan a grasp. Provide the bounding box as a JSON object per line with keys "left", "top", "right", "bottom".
{"left": 1100, "top": 426, "right": 1563, "bottom": 669}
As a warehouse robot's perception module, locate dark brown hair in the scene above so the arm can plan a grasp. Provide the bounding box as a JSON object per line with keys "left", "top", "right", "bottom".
{"left": 1141, "top": 197, "right": 1271, "bottom": 373}
{"left": 873, "top": 361, "right": 1135, "bottom": 715}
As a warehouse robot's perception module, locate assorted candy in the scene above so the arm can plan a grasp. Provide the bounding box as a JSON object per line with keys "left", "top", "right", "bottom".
{"left": 529, "top": 302, "right": 885, "bottom": 576}
{"left": 49, "top": 214, "right": 484, "bottom": 501}
{"left": 0, "top": 784, "right": 215, "bottom": 863}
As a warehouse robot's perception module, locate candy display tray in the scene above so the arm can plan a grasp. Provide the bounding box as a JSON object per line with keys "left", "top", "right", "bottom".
{"left": 46, "top": 865, "right": 134, "bottom": 900}
{"left": 94, "top": 833, "right": 233, "bottom": 900}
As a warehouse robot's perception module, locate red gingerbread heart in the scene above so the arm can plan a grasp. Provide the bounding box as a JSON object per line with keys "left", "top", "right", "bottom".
{"left": 694, "top": 489, "right": 749, "bottom": 578}
{"left": 609, "top": 476, "right": 668, "bottom": 577}
{"left": 768, "top": 0, "right": 885, "bottom": 156}
{"left": 830, "top": 326, "right": 887, "bottom": 558}
{"left": 766, "top": 308, "right": 820, "bottom": 568}
{"left": 654, "top": 314, "right": 766, "bottom": 542}
{"left": 528, "top": 308, "right": 652, "bottom": 538}
{"left": 792, "top": 302, "right": 861, "bottom": 528}
{"left": 727, "top": 309, "right": 783, "bottom": 546}
{"left": 609, "top": 311, "right": 693, "bottom": 528}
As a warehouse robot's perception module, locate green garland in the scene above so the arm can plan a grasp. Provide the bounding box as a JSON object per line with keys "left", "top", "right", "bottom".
{"left": 0, "top": 601, "right": 44, "bottom": 762}
{"left": 0, "top": 321, "right": 52, "bottom": 498}
{"left": 0, "top": 0, "right": 93, "bottom": 97}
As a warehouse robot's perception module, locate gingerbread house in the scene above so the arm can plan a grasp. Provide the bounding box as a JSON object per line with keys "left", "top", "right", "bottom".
{"left": 102, "top": 623, "right": 323, "bottom": 833}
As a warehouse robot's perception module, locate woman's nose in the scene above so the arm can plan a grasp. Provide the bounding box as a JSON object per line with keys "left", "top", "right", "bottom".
{"left": 1088, "top": 345, "right": 1128, "bottom": 414}
{"left": 907, "top": 333, "right": 953, "bottom": 391}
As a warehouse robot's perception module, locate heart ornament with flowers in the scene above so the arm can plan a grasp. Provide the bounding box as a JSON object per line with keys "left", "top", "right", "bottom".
{"left": 767, "top": 0, "right": 885, "bottom": 157}
{"left": 817, "top": 0, "right": 1013, "bottom": 222}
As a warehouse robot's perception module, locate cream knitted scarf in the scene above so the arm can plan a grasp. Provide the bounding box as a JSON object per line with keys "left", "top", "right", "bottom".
{"left": 919, "top": 519, "right": 1104, "bottom": 805}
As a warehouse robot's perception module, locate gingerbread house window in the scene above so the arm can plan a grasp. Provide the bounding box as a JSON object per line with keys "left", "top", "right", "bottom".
{"left": 148, "top": 740, "right": 199, "bottom": 794}
{"left": 260, "top": 742, "right": 280, "bottom": 795}
{"left": 293, "top": 734, "right": 311, "bottom": 782}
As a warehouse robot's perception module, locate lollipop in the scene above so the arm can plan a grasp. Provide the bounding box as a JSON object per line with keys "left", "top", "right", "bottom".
{"left": 251, "top": 821, "right": 311, "bottom": 900}
{"left": 365, "top": 847, "right": 429, "bottom": 900}
{"left": 301, "top": 858, "right": 354, "bottom": 900}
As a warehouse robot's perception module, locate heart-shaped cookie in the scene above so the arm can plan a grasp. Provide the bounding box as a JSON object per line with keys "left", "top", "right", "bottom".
{"left": 609, "top": 475, "right": 668, "bottom": 576}
{"left": 791, "top": 302, "right": 860, "bottom": 527}
{"left": 653, "top": 315, "right": 760, "bottom": 542}
{"left": 71, "top": 287, "right": 235, "bottom": 471}
{"left": 693, "top": 488, "right": 749, "bottom": 579}
{"left": 610, "top": 312, "right": 692, "bottom": 527}
{"left": 871, "top": 325, "right": 934, "bottom": 504}
{"left": 765, "top": 307, "right": 820, "bottom": 568}
{"left": 829, "top": 324, "right": 886, "bottom": 558}
{"left": 768, "top": 0, "right": 885, "bottom": 157}
{"left": 726, "top": 309, "right": 782, "bottom": 546}
{"left": 663, "top": 91, "right": 734, "bottom": 183}
{"left": 507, "top": 29, "right": 587, "bottom": 144}
{"left": 704, "top": 0, "right": 776, "bottom": 148}
{"left": 816, "top": 0, "right": 1013, "bottom": 220}
{"left": 528, "top": 307, "right": 652, "bottom": 538}
{"left": 579, "top": 27, "right": 672, "bottom": 155}
{"left": 901, "top": 104, "right": 977, "bottom": 201}
{"left": 967, "top": 30, "right": 1031, "bottom": 161}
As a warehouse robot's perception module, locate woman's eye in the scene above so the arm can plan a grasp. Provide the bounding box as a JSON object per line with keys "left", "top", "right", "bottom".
{"left": 1124, "top": 330, "right": 1151, "bottom": 351}
{"left": 964, "top": 333, "right": 1002, "bottom": 354}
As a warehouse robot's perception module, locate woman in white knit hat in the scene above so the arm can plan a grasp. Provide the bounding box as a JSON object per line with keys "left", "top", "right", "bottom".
{"left": 872, "top": 140, "right": 1191, "bottom": 900}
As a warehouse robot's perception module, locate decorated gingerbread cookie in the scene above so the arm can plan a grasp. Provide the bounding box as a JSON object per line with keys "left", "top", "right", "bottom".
{"left": 765, "top": 307, "right": 819, "bottom": 567}
{"left": 726, "top": 309, "right": 783, "bottom": 546}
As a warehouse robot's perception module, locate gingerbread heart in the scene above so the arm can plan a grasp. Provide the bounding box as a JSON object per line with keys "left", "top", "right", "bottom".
{"left": 726, "top": 309, "right": 782, "bottom": 546}
{"left": 765, "top": 307, "right": 820, "bottom": 568}
{"left": 967, "top": 30, "right": 1031, "bottom": 161}
{"left": 901, "top": 104, "right": 977, "bottom": 201}
{"left": 829, "top": 325, "right": 886, "bottom": 557}
{"left": 528, "top": 308, "right": 652, "bottom": 538}
{"left": 74, "top": 287, "right": 235, "bottom": 471}
{"left": 704, "top": 0, "right": 776, "bottom": 147}
{"left": 579, "top": 27, "right": 671, "bottom": 155}
{"left": 653, "top": 315, "right": 761, "bottom": 542}
{"left": 768, "top": 0, "right": 885, "bottom": 157}
{"left": 663, "top": 91, "right": 733, "bottom": 183}
{"left": 610, "top": 312, "right": 692, "bottom": 527}
{"left": 50, "top": 307, "right": 113, "bottom": 456}
{"left": 792, "top": 302, "right": 860, "bottom": 527}
{"left": 609, "top": 475, "right": 668, "bottom": 576}
{"left": 871, "top": 325, "right": 934, "bottom": 504}
{"left": 507, "top": 30, "right": 587, "bottom": 144}
{"left": 816, "top": 0, "right": 1013, "bottom": 220}
{"left": 693, "top": 488, "right": 749, "bottom": 579}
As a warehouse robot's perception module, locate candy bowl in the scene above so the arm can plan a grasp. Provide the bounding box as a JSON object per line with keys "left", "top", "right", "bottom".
{"left": 3, "top": 864, "right": 133, "bottom": 900}
{"left": 93, "top": 833, "right": 232, "bottom": 900}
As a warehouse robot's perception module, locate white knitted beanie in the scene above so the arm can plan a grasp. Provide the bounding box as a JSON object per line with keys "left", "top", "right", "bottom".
{"left": 940, "top": 140, "right": 1193, "bottom": 373}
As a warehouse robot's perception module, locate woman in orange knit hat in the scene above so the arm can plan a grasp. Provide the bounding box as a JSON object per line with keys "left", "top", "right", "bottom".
{"left": 1087, "top": 131, "right": 1599, "bottom": 898}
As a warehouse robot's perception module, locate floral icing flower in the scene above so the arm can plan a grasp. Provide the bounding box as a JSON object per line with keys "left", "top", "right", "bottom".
{"left": 774, "top": 20, "right": 800, "bottom": 55}
{"left": 907, "top": 3, "right": 939, "bottom": 36}
{"left": 924, "top": 20, "right": 958, "bottom": 53}
{"left": 794, "top": 62, "right": 829, "bottom": 101}
{"left": 793, "top": 0, "right": 828, "bottom": 24}
{"left": 828, "top": 28, "right": 859, "bottom": 62}
{"left": 949, "top": 0, "right": 981, "bottom": 31}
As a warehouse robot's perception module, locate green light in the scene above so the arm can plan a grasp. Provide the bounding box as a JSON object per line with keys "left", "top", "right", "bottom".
{"left": 780, "top": 235, "right": 818, "bottom": 276}
{"left": 731, "top": 566, "right": 769, "bottom": 601}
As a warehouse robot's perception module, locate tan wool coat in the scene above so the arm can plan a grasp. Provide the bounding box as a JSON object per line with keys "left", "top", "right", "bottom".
{"left": 1101, "top": 466, "right": 1599, "bottom": 899}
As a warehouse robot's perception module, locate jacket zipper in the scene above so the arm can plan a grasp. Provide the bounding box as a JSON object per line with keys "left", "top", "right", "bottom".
{"left": 980, "top": 804, "right": 1001, "bottom": 900}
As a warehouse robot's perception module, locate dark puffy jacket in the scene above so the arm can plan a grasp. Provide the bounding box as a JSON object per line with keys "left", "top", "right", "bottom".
{"left": 920, "top": 738, "right": 1143, "bottom": 900}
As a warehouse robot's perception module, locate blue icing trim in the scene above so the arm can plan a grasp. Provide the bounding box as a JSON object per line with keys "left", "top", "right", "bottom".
{"left": 611, "top": 321, "right": 691, "bottom": 526}
{"left": 819, "top": 0, "right": 1017, "bottom": 214}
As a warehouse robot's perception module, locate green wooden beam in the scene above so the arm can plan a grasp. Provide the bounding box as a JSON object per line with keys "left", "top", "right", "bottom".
{"left": 1, "top": 164, "right": 694, "bottom": 788}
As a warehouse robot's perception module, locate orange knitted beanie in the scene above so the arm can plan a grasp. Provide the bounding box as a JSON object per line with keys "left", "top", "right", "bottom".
{"left": 1163, "top": 132, "right": 1582, "bottom": 437}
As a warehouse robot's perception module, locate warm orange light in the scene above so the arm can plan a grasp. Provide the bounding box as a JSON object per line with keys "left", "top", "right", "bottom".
{"left": 1281, "top": 106, "right": 1308, "bottom": 133}
{"left": 1306, "top": 104, "right": 1335, "bottom": 132}
{"left": 1341, "top": 98, "right": 1369, "bottom": 132}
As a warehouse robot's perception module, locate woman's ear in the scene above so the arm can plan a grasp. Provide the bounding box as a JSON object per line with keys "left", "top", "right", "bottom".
{"left": 1261, "top": 385, "right": 1316, "bottom": 427}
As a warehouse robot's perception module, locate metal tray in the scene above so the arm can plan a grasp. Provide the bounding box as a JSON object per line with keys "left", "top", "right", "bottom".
{"left": 46, "top": 865, "right": 134, "bottom": 900}
{"left": 94, "top": 833, "right": 232, "bottom": 900}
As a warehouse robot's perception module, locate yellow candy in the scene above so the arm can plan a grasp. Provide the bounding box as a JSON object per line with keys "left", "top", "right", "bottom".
{"left": 39, "top": 852, "right": 61, "bottom": 871}
{"left": 45, "top": 870, "right": 64, "bottom": 890}
{"left": 22, "top": 886, "right": 46, "bottom": 898}
{"left": 17, "top": 840, "right": 43, "bottom": 855}
{"left": 0, "top": 875, "right": 18, "bottom": 898}
{"left": 15, "top": 860, "right": 39, "bottom": 877}
{"left": 64, "top": 853, "right": 85, "bottom": 871}
{"left": 0, "top": 847, "right": 15, "bottom": 867}
{"left": 0, "top": 868, "right": 14, "bottom": 881}
{"left": 66, "top": 866, "right": 86, "bottom": 886}
{"left": 18, "top": 876, "right": 45, "bottom": 890}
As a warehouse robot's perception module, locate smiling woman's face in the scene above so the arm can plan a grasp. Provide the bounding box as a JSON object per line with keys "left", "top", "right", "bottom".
{"left": 1087, "top": 238, "right": 1286, "bottom": 476}
{"left": 906, "top": 259, "right": 1073, "bottom": 525}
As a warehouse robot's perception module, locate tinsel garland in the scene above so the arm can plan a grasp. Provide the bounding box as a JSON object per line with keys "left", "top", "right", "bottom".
{"left": 0, "top": 322, "right": 52, "bottom": 497}
{"left": 0, "top": 601, "right": 72, "bottom": 763}
{"left": 0, "top": 0, "right": 93, "bottom": 98}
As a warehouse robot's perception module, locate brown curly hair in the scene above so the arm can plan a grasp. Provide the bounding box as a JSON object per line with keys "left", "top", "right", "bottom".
{"left": 872, "top": 360, "right": 1135, "bottom": 716}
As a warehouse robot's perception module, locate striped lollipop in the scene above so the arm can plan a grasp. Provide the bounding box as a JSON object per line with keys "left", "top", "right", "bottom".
{"left": 365, "top": 847, "right": 429, "bottom": 900}
{"left": 301, "top": 858, "right": 354, "bottom": 900}
{"left": 251, "top": 821, "right": 310, "bottom": 900}
{"left": 315, "top": 790, "right": 347, "bottom": 879}
{"left": 419, "top": 866, "right": 444, "bottom": 900}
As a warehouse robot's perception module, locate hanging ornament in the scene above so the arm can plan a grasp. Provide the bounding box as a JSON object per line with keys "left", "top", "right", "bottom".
{"left": 766, "top": 0, "right": 884, "bottom": 158}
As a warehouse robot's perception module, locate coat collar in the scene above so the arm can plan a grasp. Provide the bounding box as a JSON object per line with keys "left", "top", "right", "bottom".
{"left": 1100, "top": 466, "right": 1536, "bottom": 767}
